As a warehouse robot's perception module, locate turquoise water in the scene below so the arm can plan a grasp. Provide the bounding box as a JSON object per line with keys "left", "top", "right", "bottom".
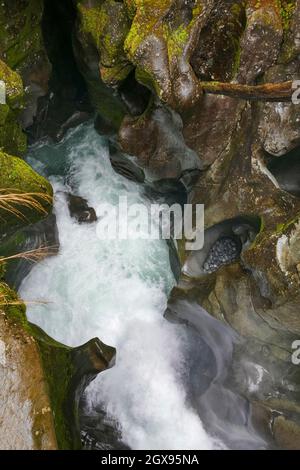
{"left": 20, "top": 123, "right": 219, "bottom": 450}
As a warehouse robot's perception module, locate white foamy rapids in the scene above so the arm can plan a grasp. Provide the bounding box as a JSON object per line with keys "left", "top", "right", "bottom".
{"left": 20, "top": 124, "right": 222, "bottom": 450}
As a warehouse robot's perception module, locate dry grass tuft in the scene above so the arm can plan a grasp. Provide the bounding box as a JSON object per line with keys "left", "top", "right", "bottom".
{"left": 0, "top": 294, "right": 51, "bottom": 307}
{"left": 0, "top": 245, "right": 59, "bottom": 264}
{"left": 0, "top": 189, "right": 52, "bottom": 222}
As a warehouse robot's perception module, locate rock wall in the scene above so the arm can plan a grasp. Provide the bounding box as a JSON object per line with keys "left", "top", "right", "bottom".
{"left": 0, "top": 0, "right": 116, "bottom": 450}
{"left": 72, "top": 0, "right": 300, "bottom": 449}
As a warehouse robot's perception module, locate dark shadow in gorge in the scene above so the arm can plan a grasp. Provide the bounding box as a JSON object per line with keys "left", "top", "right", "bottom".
{"left": 267, "top": 146, "right": 300, "bottom": 198}
{"left": 26, "top": 0, "right": 92, "bottom": 143}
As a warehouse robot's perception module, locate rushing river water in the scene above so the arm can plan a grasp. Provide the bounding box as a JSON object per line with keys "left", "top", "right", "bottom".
{"left": 19, "top": 123, "right": 224, "bottom": 450}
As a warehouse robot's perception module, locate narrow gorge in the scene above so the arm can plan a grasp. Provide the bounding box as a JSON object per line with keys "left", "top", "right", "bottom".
{"left": 0, "top": 0, "right": 300, "bottom": 451}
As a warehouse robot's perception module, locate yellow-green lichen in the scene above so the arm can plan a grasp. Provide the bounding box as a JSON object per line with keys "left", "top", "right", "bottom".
{"left": 0, "top": 60, "right": 26, "bottom": 156}
{"left": 278, "top": 0, "right": 296, "bottom": 30}
{"left": 77, "top": 1, "right": 132, "bottom": 86}
{"left": 0, "top": 0, "right": 45, "bottom": 71}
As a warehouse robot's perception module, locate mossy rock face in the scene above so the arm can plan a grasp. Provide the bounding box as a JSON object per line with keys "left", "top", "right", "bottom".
{"left": 73, "top": 0, "right": 130, "bottom": 129}
{"left": 191, "top": 0, "right": 246, "bottom": 82}
{"left": 124, "top": 0, "right": 210, "bottom": 110}
{"left": 0, "top": 60, "right": 26, "bottom": 156}
{"left": 0, "top": 281, "right": 116, "bottom": 449}
{"left": 0, "top": 150, "right": 53, "bottom": 233}
{"left": 0, "top": 1, "right": 51, "bottom": 130}
{"left": 77, "top": 0, "right": 132, "bottom": 86}
{"left": 0, "top": 282, "right": 57, "bottom": 449}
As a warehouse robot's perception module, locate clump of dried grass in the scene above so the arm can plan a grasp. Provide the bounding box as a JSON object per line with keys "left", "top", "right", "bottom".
{"left": 0, "top": 294, "right": 51, "bottom": 307}
{"left": 0, "top": 189, "right": 52, "bottom": 222}
{"left": 0, "top": 245, "right": 59, "bottom": 264}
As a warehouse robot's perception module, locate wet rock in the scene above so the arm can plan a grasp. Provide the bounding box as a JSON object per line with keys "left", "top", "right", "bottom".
{"left": 26, "top": 0, "right": 93, "bottom": 143}
{"left": 0, "top": 283, "right": 57, "bottom": 450}
{"left": 203, "top": 236, "right": 241, "bottom": 274}
{"left": 191, "top": 0, "right": 246, "bottom": 82}
{"left": 237, "top": 0, "right": 283, "bottom": 84}
{"left": 73, "top": 0, "right": 130, "bottom": 129}
{"left": 124, "top": 0, "right": 214, "bottom": 111}
{"left": 267, "top": 146, "right": 300, "bottom": 197}
{"left": 80, "top": 407, "right": 130, "bottom": 450}
{"left": 0, "top": 151, "right": 53, "bottom": 236}
{"left": 183, "top": 217, "right": 259, "bottom": 278}
{"left": 119, "top": 71, "right": 151, "bottom": 117}
{"left": 0, "top": 0, "right": 52, "bottom": 130}
{"left": 55, "top": 111, "right": 91, "bottom": 142}
{"left": 258, "top": 60, "right": 300, "bottom": 156}
{"left": 66, "top": 193, "right": 97, "bottom": 224}
{"left": 30, "top": 321, "right": 116, "bottom": 449}
{"left": 119, "top": 102, "right": 202, "bottom": 181}
{"left": 182, "top": 94, "right": 245, "bottom": 169}
{"left": 0, "top": 60, "right": 26, "bottom": 156}
{"left": 0, "top": 214, "right": 59, "bottom": 290}
{"left": 0, "top": 280, "right": 116, "bottom": 450}
{"left": 109, "top": 144, "right": 145, "bottom": 183}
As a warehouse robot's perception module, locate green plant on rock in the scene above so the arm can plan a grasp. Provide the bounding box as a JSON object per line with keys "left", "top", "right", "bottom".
{"left": 0, "top": 60, "right": 26, "bottom": 156}
{"left": 77, "top": 0, "right": 132, "bottom": 86}
{"left": 278, "top": 0, "right": 296, "bottom": 30}
{"left": 0, "top": 151, "right": 53, "bottom": 232}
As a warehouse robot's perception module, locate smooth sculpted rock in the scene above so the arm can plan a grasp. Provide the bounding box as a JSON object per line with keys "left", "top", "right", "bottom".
{"left": 124, "top": 0, "right": 215, "bottom": 111}
{"left": 119, "top": 101, "right": 202, "bottom": 180}
{"left": 67, "top": 193, "right": 97, "bottom": 224}
{"left": 191, "top": 1, "right": 246, "bottom": 82}
{"left": 73, "top": 0, "right": 131, "bottom": 130}
{"left": 0, "top": 283, "right": 57, "bottom": 450}
{"left": 183, "top": 217, "right": 259, "bottom": 278}
{"left": 0, "top": 214, "right": 59, "bottom": 290}
{"left": 0, "top": 0, "right": 52, "bottom": 129}
{"left": 0, "top": 282, "right": 116, "bottom": 449}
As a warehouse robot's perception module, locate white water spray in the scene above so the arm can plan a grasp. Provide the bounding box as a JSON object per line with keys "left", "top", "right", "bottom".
{"left": 20, "top": 124, "right": 220, "bottom": 450}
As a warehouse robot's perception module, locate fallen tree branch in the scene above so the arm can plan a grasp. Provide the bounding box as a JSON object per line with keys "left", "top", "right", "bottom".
{"left": 200, "top": 80, "right": 294, "bottom": 101}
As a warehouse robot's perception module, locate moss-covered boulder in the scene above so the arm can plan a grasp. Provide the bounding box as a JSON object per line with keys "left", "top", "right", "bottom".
{"left": 0, "top": 282, "right": 57, "bottom": 449}
{"left": 0, "top": 150, "right": 53, "bottom": 234}
{"left": 73, "top": 0, "right": 131, "bottom": 130}
{"left": 124, "top": 0, "right": 212, "bottom": 110}
{"left": 0, "top": 60, "right": 26, "bottom": 156}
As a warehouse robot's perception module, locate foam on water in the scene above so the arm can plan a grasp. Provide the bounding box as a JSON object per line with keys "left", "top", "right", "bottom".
{"left": 20, "top": 124, "right": 220, "bottom": 450}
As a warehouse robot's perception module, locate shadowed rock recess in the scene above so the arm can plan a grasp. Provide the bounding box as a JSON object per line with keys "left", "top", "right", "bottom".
{"left": 0, "top": 0, "right": 300, "bottom": 450}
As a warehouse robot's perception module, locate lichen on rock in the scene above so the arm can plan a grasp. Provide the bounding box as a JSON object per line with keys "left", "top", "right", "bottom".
{"left": 0, "top": 0, "right": 51, "bottom": 129}
{"left": 0, "top": 60, "right": 26, "bottom": 156}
